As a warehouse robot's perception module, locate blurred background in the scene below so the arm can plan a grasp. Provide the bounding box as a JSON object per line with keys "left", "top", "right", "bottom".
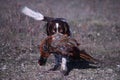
{"left": 0, "top": 0, "right": 120, "bottom": 80}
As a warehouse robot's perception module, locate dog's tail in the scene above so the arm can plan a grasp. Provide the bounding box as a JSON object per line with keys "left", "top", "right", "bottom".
{"left": 21, "top": 6, "right": 54, "bottom": 21}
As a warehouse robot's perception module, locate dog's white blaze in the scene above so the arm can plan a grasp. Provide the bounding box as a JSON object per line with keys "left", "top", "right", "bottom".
{"left": 61, "top": 57, "right": 67, "bottom": 71}
{"left": 21, "top": 6, "right": 44, "bottom": 20}
{"left": 55, "top": 23, "right": 59, "bottom": 33}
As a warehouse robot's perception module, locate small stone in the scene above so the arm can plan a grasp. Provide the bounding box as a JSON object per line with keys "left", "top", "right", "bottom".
{"left": 97, "top": 33, "right": 100, "bottom": 36}
{"left": 107, "top": 68, "right": 113, "bottom": 73}
{"left": 117, "top": 65, "right": 120, "bottom": 68}
{"left": 2, "top": 65, "right": 7, "bottom": 70}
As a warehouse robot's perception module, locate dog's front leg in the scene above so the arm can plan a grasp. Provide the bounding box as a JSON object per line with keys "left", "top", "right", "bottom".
{"left": 61, "top": 56, "right": 68, "bottom": 75}
{"left": 49, "top": 53, "right": 62, "bottom": 71}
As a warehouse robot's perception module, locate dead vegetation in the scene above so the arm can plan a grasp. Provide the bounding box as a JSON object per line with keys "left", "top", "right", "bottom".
{"left": 0, "top": 0, "right": 120, "bottom": 80}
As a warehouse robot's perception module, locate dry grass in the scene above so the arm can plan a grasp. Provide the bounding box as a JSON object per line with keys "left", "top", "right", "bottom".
{"left": 0, "top": 0, "right": 120, "bottom": 80}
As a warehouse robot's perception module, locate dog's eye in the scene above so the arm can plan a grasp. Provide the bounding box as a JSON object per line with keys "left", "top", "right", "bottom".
{"left": 52, "top": 29, "right": 56, "bottom": 33}
{"left": 59, "top": 28, "right": 63, "bottom": 33}
{"left": 52, "top": 27, "right": 56, "bottom": 33}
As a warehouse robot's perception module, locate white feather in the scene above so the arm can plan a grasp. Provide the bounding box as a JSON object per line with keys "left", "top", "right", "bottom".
{"left": 21, "top": 6, "right": 44, "bottom": 20}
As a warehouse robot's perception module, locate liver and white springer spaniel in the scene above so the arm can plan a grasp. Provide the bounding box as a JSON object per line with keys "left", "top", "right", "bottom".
{"left": 22, "top": 7, "right": 99, "bottom": 75}
{"left": 21, "top": 7, "right": 71, "bottom": 71}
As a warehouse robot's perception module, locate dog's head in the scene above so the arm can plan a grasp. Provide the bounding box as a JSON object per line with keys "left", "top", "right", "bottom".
{"left": 45, "top": 18, "right": 71, "bottom": 36}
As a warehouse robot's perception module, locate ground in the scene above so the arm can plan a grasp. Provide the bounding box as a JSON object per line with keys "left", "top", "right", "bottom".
{"left": 0, "top": 0, "right": 120, "bottom": 80}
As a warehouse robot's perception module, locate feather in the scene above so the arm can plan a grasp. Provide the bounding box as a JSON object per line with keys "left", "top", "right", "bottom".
{"left": 79, "top": 50, "right": 97, "bottom": 64}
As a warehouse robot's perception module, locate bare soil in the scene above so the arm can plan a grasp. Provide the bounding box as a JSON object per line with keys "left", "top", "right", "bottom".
{"left": 0, "top": 0, "right": 120, "bottom": 80}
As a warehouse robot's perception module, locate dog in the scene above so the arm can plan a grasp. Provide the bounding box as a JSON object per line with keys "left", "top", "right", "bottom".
{"left": 21, "top": 7, "right": 71, "bottom": 70}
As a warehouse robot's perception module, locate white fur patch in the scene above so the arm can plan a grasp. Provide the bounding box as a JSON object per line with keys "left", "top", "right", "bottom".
{"left": 55, "top": 23, "right": 59, "bottom": 33}
{"left": 61, "top": 57, "right": 67, "bottom": 71}
{"left": 21, "top": 6, "right": 44, "bottom": 20}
